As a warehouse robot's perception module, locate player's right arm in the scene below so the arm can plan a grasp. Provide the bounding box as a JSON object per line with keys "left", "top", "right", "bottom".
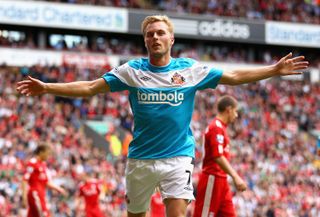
{"left": 214, "top": 156, "right": 247, "bottom": 192}
{"left": 75, "top": 184, "right": 85, "bottom": 213}
{"left": 21, "top": 180, "right": 28, "bottom": 208}
{"left": 74, "top": 196, "right": 81, "bottom": 211}
{"left": 16, "top": 76, "right": 109, "bottom": 97}
{"left": 21, "top": 160, "right": 33, "bottom": 209}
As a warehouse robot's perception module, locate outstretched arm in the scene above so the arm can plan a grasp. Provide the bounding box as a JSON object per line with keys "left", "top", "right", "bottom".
{"left": 219, "top": 53, "right": 309, "bottom": 85}
{"left": 16, "top": 76, "right": 109, "bottom": 97}
{"left": 214, "top": 156, "right": 247, "bottom": 192}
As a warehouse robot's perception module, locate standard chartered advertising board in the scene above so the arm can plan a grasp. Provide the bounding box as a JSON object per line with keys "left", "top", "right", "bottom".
{"left": 0, "top": 0, "right": 128, "bottom": 32}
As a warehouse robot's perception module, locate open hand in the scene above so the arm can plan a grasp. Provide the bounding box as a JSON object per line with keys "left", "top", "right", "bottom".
{"left": 275, "top": 53, "right": 309, "bottom": 76}
{"left": 16, "top": 76, "right": 46, "bottom": 96}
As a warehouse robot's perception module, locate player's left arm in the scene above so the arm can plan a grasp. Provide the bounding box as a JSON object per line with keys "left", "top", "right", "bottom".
{"left": 214, "top": 156, "right": 247, "bottom": 192}
{"left": 219, "top": 53, "right": 309, "bottom": 85}
{"left": 47, "top": 181, "right": 67, "bottom": 196}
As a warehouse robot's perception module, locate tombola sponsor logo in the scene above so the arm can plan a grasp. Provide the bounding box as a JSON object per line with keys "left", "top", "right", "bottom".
{"left": 137, "top": 90, "right": 184, "bottom": 106}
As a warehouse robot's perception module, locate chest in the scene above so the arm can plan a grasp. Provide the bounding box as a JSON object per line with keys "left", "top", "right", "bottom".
{"left": 82, "top": 184, "right": 98, "bottom": 196}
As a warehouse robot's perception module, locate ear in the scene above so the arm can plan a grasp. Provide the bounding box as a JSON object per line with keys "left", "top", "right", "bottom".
{"left": 171, "top": 38, "right": 175, "bottom": 45}
{"left": 144, "top": 38, "right": 147, "bottom": 48}
{"left": 171, "top": 34, "right": 175, "bottom": 45}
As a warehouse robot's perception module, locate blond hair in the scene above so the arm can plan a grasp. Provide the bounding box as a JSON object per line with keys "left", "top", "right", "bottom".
{"left": 141, "top": 15, "right": 174, "bottom": 36}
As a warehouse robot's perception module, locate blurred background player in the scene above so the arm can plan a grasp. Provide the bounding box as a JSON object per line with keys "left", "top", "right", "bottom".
{"left": 75, "top": 170, "right": 105, "bottom": 217}
{"left": 149, "top": 188, "right": 165, "bottom": 217}
{"left": 22, "top": 144, "right": 67, "bottom": 217}
{"left": 193, "top": 95, "right": 247, "bottom": 217}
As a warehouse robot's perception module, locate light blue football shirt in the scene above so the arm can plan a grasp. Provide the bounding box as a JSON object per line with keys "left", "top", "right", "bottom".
{"left": 102, "top": 57, "right": 222, "bottom": 159}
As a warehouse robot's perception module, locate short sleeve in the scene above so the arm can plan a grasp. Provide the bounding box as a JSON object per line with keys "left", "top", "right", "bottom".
{"left": 207, "top": 126, "right": 225, "bottom": 158}
{"left": 196, "top": 68, "right": 223, "bottom": 90}
{"left": 23, "top": 161, "right": 34, "bottom": 181}
{"left": 102, "top": 64, "right": 131, "bottom": 92}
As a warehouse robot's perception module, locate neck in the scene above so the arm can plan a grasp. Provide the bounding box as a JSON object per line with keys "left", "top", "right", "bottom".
{"left": 149, "top": 54, "right": 171, "bottom": 67}
{"left": 216, "top": 114, "right": 228, "bottom": 125}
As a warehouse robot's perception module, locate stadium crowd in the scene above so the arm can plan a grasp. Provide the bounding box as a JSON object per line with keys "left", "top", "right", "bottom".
{"left": 39, "top": 0, "right": 320, "bottom": 24}
{"left": 0, "top": 60, "right": 319, "bottom": 216}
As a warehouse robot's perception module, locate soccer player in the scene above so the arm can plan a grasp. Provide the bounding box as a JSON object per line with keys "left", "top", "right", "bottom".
{"left": 75, "top": 171, "right": 104, "bottom": 217}
{"left": 193, "top": 95, "right": 246, "bottom": 217}
{"left": 22, "top": 144, "right": 67, "bottom": 217}
{"left": 16, "top": 15, "right": 308, "bottom": 217}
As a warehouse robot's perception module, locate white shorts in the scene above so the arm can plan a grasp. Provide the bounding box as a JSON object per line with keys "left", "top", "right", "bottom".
{"left": 125, "top": 156, "right": 195, "bottom": 213}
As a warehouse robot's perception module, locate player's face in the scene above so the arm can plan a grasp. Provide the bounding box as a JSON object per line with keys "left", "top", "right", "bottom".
{"left": 144, "top": 21, "right": 174, "bottom": 58}
{"left": 39, "top": 149, "right": 51, "bottom": 161}
{"left": 228, "top": 106, "right": 238, "bottom": 123}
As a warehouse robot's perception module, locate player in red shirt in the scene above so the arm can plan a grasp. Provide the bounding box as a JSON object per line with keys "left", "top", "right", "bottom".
{"left": 149, "top": 188, "right": 165, "bottom": 217}
{"left": 22, "top": 144, "right": 67, "bottom": 217}
{"left": 193, "top": 95, "right": 247, "bottom": 217}
{"left": 76, "top": 171, "right": 104, "bottom": 217}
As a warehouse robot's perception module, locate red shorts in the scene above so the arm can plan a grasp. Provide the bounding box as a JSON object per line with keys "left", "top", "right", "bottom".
{"left": 27, "top": 190, "right": 50, "bottom": 217}
{"left": 193, "top": 173, "right": 236, "bottom": 217}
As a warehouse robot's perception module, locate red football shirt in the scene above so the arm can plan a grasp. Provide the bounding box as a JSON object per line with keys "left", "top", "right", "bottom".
{"left": 150, "top": 192, "right": 165, "bottom": 217}
{"left": 23, "top": 157, "right": 49, "bottom": 198}
{"left": 202, "top": 118, "right": 230, "bottom": 178}
{"left": 79, "top": 179, "right": 102, "bottom": 210}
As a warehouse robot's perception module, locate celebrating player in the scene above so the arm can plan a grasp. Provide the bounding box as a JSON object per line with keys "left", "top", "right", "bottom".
{"left": 17, "top": 15, "right": 308, "bottom": 217}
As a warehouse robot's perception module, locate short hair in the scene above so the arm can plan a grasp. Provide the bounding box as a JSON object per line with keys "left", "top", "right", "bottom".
{"left": 141, "top": 15, "right": 174, "bottom": 36}
{"left": 34, "top": 144, "right": 50, "bottom": 155}
{"left": 217, "top": 95, "right": 238, "bottom": 113}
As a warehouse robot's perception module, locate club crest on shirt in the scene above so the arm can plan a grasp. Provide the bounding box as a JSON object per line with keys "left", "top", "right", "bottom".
{"left": 216, "top": 134, "right": 224, "bottom": 144}
{"left": 171, "top": 72, "right": 185, "bottom": 85}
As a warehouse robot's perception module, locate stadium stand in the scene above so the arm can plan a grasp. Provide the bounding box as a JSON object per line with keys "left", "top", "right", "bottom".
{"left": 34, "top": 0, "right": 320, "bottom": 24}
